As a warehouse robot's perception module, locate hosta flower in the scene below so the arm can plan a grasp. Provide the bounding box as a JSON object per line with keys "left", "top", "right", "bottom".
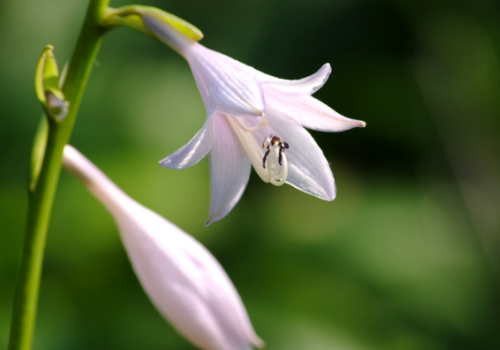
{"left": 143, "top": 15, "right": 366, "bottom": 225}
{"left": 62, "top": 145, "right": 263, "bottom": 350}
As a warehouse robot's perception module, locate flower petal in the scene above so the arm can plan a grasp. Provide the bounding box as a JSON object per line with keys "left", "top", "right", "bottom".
{"left": 264, "top": 86, "right": 366, "bottom": 132}
{"left": 186, "top": 44, "right": 265, "bottom": 118}
{"left": 206, "top": 113, "right": 252, "bottom": 226}
{"left": 160, "top": 116, "right": 215, "bottom": 169}
{"left": 247, "top": 109, "right": 336, "bottom": 200}
{"left": 258, "top": 63, "right": 332, "bottom": 95}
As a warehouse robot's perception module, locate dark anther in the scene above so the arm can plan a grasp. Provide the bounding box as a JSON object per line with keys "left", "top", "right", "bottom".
{"left": 278, "top": 144, "right": 287, "bottom": 166}
{"left": 262, "top": 134, "right": 290, "bottom": 168}
{"left": 271, "top": 135, "right": 281, "bottom": 146}
{"left": 262, "top": 149, "right": 270, "bottom": 169}
{"left": 262, "top": 134, "right": 274, "bottom": 148}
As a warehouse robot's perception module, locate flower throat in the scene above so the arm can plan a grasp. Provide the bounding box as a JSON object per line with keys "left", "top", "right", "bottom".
{"left": 225, "top": 116, "right": 289, "bottom": 186}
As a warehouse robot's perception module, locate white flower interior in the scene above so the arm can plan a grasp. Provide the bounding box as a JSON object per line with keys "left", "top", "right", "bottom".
{"left": 225, "top": 115, "right": 288, "bottom": 186}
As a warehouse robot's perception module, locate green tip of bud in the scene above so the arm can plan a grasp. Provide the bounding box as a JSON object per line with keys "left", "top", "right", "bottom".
{"left": 103, "top": 6, "right": 203, "bottom": 42}
{"left": 142, "top": 7, "right": 203, "bottom": 42}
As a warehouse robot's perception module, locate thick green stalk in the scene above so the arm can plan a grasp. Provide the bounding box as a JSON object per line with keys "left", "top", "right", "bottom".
{"left": 8, "top": 1, "right": 109, "bottom": 349}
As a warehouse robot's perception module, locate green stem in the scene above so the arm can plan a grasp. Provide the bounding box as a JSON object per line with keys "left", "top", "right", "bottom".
{"left": 8, "top": 1, "right": 109, "bottom": 349}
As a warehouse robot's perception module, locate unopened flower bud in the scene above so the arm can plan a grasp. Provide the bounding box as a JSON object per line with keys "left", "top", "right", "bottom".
{"left": 62, "top": 145, "right": 264, "bottom": 350}
{"left": 35, "top": 45, "right": 69, "bottom": 120}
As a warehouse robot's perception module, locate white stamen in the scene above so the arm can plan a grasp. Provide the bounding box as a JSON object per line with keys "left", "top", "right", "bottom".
{"left": 225, "top": 116, "right": 289, "bottom": 186}
{"left": 264, "top": 139, "right": 287, "bottom": 186}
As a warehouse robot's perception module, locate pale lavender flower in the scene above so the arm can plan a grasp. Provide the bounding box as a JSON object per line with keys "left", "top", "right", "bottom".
{"left": 143, "top": 15, "right": 366, "bottom": 225}
{"left": 62, "top": 145, "right": 263, "bottom": 350}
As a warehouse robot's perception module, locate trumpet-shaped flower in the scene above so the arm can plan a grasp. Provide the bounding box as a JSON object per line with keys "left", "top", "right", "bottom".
{"left": 143, "top": 15, "right": 366, "bottom": 225}
{"left": 62, "top": 145, "right": 263, "bottom": 350}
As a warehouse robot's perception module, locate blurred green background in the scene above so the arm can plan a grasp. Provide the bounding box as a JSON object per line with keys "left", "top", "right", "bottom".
{"left": 2, "top": 0, "right": 500, "bottom": 349}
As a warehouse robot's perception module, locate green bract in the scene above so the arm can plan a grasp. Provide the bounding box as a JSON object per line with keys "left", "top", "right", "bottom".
{"left": 29, "top": 118, "right": 48, "bottom": 192}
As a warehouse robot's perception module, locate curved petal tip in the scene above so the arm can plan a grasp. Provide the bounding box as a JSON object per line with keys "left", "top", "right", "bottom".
{"left": 325, "top": 183, "right": 337, "bottom": 201}
{"left": 204, "top": 205, "right": 236, "bottom": 226}
{"left": 253, "top": 335, "right": 266, "bottom": 349}
{"left": 307, "top": 176, "right": 336, "bottom": 201}
{"left": 204, "top": 206, "right": 234, "bottom": 226}
{"left": 204, "top": 217, "right": 217, "bottom": 227}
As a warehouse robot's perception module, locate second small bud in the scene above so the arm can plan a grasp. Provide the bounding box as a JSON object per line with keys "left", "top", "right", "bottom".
{"left": 35, "top": 45, "right": 69, "bottom": 121}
